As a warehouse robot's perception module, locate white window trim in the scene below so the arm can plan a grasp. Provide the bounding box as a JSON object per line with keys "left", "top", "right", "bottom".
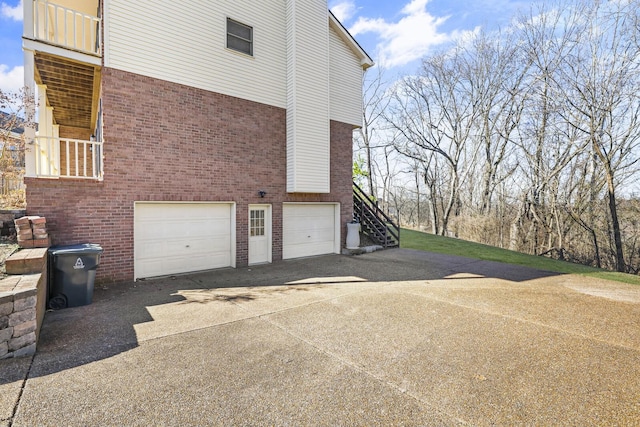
{"left": 226, "top": 17, "right": 253, "bottom": 57}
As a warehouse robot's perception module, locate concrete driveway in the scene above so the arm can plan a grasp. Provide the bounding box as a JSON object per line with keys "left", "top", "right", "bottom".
{"left": 1, "top": 248, "right": 640, "bottom": 426}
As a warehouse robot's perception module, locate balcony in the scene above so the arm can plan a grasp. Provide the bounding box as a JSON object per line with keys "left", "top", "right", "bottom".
{"left": 30, "top": 0, "right": 101, "bottom": 56}
{"left": 34, "top": 136, "right": 103, "bottom": 180}
{"left": 23, "top": 1, "right": 103, "bottom": 181}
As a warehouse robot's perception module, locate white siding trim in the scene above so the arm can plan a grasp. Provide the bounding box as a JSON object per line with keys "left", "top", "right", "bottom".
{"left": 286, "top": 0, "right": 330, "bottom": 194}
{"left": 103, "top": 0, "right": 110, "bottom": 67}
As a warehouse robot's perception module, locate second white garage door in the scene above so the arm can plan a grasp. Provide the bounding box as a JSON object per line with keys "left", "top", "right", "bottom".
{"left": 282, "top": 203, "right": 339, "bottom": 259}
{"left": 134, "top": 202, "right": 235, "bottom": 279}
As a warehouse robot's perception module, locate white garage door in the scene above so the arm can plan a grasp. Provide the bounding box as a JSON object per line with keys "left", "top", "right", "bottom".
{"left": 135, "top": 203, "right": 234, "bottom": 279}
{"left": 282, "top": 204, "right": 339, "bottom": 259}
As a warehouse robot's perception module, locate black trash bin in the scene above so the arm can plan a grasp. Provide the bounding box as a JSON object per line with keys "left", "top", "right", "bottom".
{"left": 48, "top": 243, "right": 103, "bottom": 309}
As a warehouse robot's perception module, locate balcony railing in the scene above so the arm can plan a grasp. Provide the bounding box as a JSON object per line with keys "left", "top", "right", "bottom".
{"left": 32, "top": 0, "right": 101, "bottom": 56}
{"left": 35, "top": 136, "right": 103, "bottom": 180}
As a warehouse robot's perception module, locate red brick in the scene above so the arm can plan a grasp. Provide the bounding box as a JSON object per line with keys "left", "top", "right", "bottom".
{"left": 17, "top": 230, "right": 33, "bottom": 239}
{"left": 32, "top": 238, "right": 50, "bottom": 248}
{"left": 26, "top": 67, "right": 354, "bottom": 284}
{"left": 19, "top": 240, "right": 34, "bottom": 249}
{"left": 14, "top": 217, "right": 31, "bottom": 227}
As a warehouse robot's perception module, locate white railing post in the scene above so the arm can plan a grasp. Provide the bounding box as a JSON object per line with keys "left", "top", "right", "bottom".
{"left": 69, "top": 10, "right": 78, "bottom": 49}
{"left": 65, "top": 139, "right": 70, "bottom": 176}
{"left": 23, "top": 0, "right": 34, "bottom": 39}
{"left": 73, "top": 140, "right": 78, "bottom": 177}
{"left": 23, "top": 48, "right": 37, "bottom": 177}
{"left": 82, "top": 142, "right": 87, "bottom": 177}
{"left": 31, "top": 0, "right": 101, "bottom": 55}
{"left": 52, "top": 3, "right": 58, "bottom": 45}
{"left": 32, "top": 136, "right": 103, "bottom": 180}
{"left": 52, "top": 123, "right": 60, "bottom": 176}
{"left": 34, "top": 1, "right": 41, "bottom": 42}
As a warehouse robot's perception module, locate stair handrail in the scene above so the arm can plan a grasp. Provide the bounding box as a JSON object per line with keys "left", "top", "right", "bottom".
{"left": 353, "top": 182, "right": 400, "bottom": 245}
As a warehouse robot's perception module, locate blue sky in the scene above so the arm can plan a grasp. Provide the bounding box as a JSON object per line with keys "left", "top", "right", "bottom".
{"left": 0, "top": 0, "right": 534, "bottom": 94}
{"left": 330, "top": 0, "right": 532, "bottom": 69}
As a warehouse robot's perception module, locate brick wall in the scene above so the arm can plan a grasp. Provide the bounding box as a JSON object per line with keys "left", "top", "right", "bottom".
{"left": 26, "top": 68, "right": 355, "bottom": 283}
{"left": 59, "top": 126, "right": 92, "bottom": 140}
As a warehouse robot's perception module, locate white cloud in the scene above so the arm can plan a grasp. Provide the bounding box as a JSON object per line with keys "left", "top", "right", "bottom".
{"left": 0, "top": 64, "right": 24, "bottom": 94}
{"left": 349, "top": 0, "right": 452, "bottom": 68}
{"left": 401, "top": 0, "right": 429, "bottom": 15}
{"left": 1, "top": 0, "right": 22, "bottom": 21}
{"left": 330, "top": 0, "right": 357, "bottom": 23}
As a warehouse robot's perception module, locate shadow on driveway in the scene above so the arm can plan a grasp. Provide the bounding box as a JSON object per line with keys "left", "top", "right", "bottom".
{"left": 1, "top": 248, "right": 560, "bottom": 383}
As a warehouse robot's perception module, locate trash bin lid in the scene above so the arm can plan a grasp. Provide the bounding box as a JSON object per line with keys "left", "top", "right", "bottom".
{"left": 49, "top": 243, "right": 103, "bottom": 255}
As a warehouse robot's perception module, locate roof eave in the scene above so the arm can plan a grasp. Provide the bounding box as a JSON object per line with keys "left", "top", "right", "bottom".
{"left": 328, "top": 10, "right": 374, "bottom": 70}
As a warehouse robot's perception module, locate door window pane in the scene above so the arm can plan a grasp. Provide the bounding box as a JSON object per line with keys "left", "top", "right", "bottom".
{"left": 250, "top": 209, "right": 265, "bottom": 236}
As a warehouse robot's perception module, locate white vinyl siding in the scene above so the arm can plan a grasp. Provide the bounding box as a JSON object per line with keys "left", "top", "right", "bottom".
{"left": 329, "top": 25, "right": 364, "bottom": 127}
{"left": 134, "top": 202, "right": 235, "bottom": 279}
{"left": 282, "top": 204, "right": 339, "bottom": 259}
{"left": 286, "top": 0, "right": 330, "bottom": 194}
{"left": 105, "top": 0, "right": 287, "bottom": 108}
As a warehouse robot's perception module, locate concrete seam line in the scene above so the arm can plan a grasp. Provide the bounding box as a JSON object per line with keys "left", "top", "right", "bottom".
{"left": 403, "top": 289, "right": 640, "bottom": 353}
{"left": 8, "top": 354, "right": 35, "bottom": 427}
{"left": 259, "top": 314, "right": 472, "bottom": 426}
{"left": 133, "top": 286, "right": 379, "bottom": 345}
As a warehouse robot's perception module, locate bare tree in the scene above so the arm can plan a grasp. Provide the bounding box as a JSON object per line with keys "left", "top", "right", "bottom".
{"left": 0, "top": 88, "right": 34, "bottom": 208}
{"left": 0, "top": 89, "right": 30, "bottom": 173}
{"left": 463, "top": 30, "right": 529, "bottom": 215}
{"left": 553, "top": 0, "right": 640, "bottom": 271}
{"left": 364, "top": 0, "right": 640, "bottom": 273}
{"left": 355, "top": 65, "right": 391, "bottom": 199}
{"left": 510, "top": 1, "right": 583, "bottom": 254}
{"left": 386, "top": 47, "right": 482, "bottom": 235}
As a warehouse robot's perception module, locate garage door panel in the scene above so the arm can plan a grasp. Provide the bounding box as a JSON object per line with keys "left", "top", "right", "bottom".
{"left": 183, "top": 217, "right": 231, "bottom": 236}
{"left": 284, "top": 228, "right": 335, "bottom": 245}
{"left": 285, "top": 207, "right": 334, "bottom": 220}
{"left": 190, "top": 235, "right": 231, "bottom": 250}
{"left": 137, "top": 260, "right": 164, "bottom": 278}
{"left": 284, "top": 241, "right": 335, "bottom": 258}
{"left": 137, "top": 219, "right": 231, "bottom": 240}
{"left": 164, "top": 253, "right": 230, "bottom": 271}
{"left": 137, "top": 238, "right": 232, "bottom": 260}
{"left": 136, "top": 241, "right": 166, "bottom": 259}
{"left": 285, "top": 217, "right": 334, "bottom": 232}
{"left": 283, "top": 204, "right": 337, "bottom": 259}
{"left": 135, "top": 203, "right": 233, "bottom": 279}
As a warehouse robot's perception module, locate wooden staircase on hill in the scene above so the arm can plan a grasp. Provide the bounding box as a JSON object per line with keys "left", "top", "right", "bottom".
{"left": 353, "top": 182, "right": 399, "bottom": 248}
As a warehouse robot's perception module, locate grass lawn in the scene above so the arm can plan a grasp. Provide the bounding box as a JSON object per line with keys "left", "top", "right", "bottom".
{"left": 400, "top": 228, "right": 640, "bottom": 286}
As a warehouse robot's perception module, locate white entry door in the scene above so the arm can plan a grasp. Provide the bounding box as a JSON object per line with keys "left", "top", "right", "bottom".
{"left": 248, "top": 205, "right": 271, "bottom": 265}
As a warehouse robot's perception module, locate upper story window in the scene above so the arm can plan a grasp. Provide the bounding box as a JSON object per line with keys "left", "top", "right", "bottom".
{"left": 227, "top": 18, "right": 253, "bottom": 56}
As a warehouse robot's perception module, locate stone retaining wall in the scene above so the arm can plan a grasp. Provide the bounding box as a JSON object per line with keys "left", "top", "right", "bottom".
{"left": 0, "top": 249, "right": 47, "bottom": 359}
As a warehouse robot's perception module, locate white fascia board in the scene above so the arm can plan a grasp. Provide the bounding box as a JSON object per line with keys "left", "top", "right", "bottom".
{"left": 328, "top": 11, "right": 373, "bottom": 70}
{"left": 22, "top": 38, "right": 102, "bottom": 67}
